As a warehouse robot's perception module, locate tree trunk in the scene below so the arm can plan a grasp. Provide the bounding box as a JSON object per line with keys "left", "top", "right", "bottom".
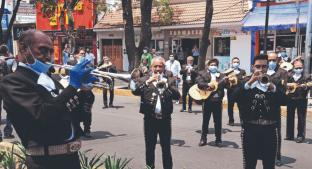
{"left": 3, "top": 0, "right": 21, "bottom": 43}
{"left": 137, "top": 0, "right": 153, "bottom": 66}
{"left": 0, "top": 0, "right": 6, "bottom": 44}
{"left": 198, "top": 0, "right": 213, "bottom": 71}
{"left": 122, "top": 0, "right": 137, "bottom": 70}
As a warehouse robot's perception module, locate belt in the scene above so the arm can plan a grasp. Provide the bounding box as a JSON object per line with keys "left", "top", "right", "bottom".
{"left": 26, "top": 139, "right": 81, "bottom": 156}
{"left": 246, "top": 119, "right": 277, "bottom": 126}
{"left": 154, "top": 113, "right": 162, "bottom": 120}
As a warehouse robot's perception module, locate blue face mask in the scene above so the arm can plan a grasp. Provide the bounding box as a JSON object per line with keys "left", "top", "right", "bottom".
{"left": 208, "top": 66, "right": 218, "bottom": 73}
{"left": 294, "top": 68, "right": 303, "bottom": 75}
{"left": 232, "top": 63, "right": 239, "bottom": 69}
{"left": 268, "top": 61, "right": 277, "bottom": 70}
{"left": 27, "top": 47, "right": 52, "bottom": 74}
{"left": 280, "top": 52, "right": 288, "bottom": 61}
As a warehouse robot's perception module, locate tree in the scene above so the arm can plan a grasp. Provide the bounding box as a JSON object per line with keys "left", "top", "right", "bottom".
{"left": 122, "top": 0, "right": 153, "bottom": 70}
{"left": 0, "top": 0, "right": 22, "bottom": 44}
{"left": 198, "top": 0, "right": 213, "bottom": 70}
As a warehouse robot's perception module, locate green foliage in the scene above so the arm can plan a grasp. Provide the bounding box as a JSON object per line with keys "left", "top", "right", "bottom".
{"left": 155, "top": 0, "right": 174, "bottom": 25}
{"left": 79, "top": 149, "right": 104, "bottom": 169}
{"left": 0, "top": 143, "right": 26, "bottom": 169}
{"left": 104, "top": 154, "right": 132, "bottom": 169}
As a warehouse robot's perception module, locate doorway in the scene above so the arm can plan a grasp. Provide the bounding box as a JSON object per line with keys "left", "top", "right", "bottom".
{"left": 181, "top": 38, "right": 199, "bottom": 56}
{"left": 101, "top": 39, "right": 123, "bottom": 70}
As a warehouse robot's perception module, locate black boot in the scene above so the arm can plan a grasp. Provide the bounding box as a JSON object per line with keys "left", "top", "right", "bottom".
{"left": 198, "top": 135, "right": 207, "bottom": 146}
{"left": 84, "top": 128, "right": 92, "bottom": 138}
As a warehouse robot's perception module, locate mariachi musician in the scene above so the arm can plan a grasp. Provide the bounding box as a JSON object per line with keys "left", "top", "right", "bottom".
{"left": 180, "top": 56, "right": 198, "bottom": 113}
{"left": 226, "top": 57, "right": 246, "bottom": 126}
{"left": 266, "top": 52, "right": 288, "bottom": 164}
{"left": 235, "top": 54, "right": 281, "bottom": 169}
{"left": 197, "top": 58, "right": 227, "bottom": 147}
{"left": 285, "top": 60, "right": 311, "bottom": 143}
{"left": 98, "top": 56, "right": 117, "bottom": 108}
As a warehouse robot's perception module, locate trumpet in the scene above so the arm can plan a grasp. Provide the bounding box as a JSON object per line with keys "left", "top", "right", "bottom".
{"left": 49, "top": 63, "right": 114, "bottom": 89}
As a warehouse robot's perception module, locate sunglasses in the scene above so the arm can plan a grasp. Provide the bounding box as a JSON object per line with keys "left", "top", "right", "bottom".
{"left": 294, "top": 67, "right": 303, "bottom": 70}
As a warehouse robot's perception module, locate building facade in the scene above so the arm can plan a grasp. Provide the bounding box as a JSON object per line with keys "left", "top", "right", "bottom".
{"left": 94, "top": 0, "right": 252, "bottom": 72}
{"left": 36, "top": 0, "right": 97, "bottom": 64}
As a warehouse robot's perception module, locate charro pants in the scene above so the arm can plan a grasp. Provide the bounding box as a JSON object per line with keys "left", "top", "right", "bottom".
{"left": 182, "top": 82, "right": 193, "bottom": 110}
{"left": 201, "top": 100, "right": 222, "bottom": 141}
{"left": 103, "top": 88, "right": 114, "bottom": 106}
{"left": 26, "top": 152, "right": 81, "bottom": 169}
{"left": 144, "top": 117, "right": 172, "bottom": 169}
{"left": 227, "top": 90, "right": 235, "bottom": 123}
{"left": 242, "top": 123, "right": 277, "bottom": 169}
{"left": 286, "top": 99, "right": 307, "bottom": 139}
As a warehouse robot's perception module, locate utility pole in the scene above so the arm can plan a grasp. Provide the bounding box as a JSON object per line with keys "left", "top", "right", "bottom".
{"left": 263, "top": 0, "right": 270, "bottom": 54}
{"left": 294, "top": 0, "right": 301, "bottom": 58}
{"left": 304, "top": 0, "right": 312, "bottom": 74}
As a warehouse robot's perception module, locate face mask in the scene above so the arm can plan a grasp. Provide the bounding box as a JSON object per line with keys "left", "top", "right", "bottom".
{"left": 280, "top": 52, "right": 288, "bottom": 61}
{"left": 169, "top": 57, "right": 174, "bottom": 61}
{"left": 294, "top": 68, "right": 303, "bottom": 75}
{"left": 208, "top": 65, "right": 218, "bottom": 73}
{"left": 268, "top": 61, "right": 277, "bottom": 70}
{"left": 232, "top": 63, "right": 239, "bottom": 69}
{"left": 143, "top": 50, "right": 147, "bottom": 54}
{"left": 27, "top": 47, "right": 52, "bottom": 74}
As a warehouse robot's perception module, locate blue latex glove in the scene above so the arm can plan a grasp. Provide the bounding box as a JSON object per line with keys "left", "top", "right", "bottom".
{"left": 69, "top": 60, "right": 93, "bottom": 89}
{"left": 83, "top": 74, "right": 98, "bottom": 84}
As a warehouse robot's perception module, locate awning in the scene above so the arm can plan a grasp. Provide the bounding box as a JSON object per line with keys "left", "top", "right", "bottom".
{"left": 242, "top": 2, "right": 308, "bottom": 31}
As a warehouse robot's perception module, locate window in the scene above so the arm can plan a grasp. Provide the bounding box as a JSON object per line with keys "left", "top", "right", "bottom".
{"left": 150, "top": 40, "right": 164, "bottom": 54}
{"left": 214, "top": 37, "right": 230, "bottom": 56}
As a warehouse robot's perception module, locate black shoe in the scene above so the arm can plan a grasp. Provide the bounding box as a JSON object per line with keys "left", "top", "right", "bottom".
{"left": 296, "top": 137, "right": 304, "bottom": 143}
{"left": 198, "top": 137, "right": 207, "bottom": 146}
{"left": 228, "top": 122, "right": 234, "bottom": 126}
{"left": 284, "top": 137, "right": 294, "bottom": 141}
{"left": 188, "top": 108, "right": 192, "bottom": 113}
{"left": 180, "top": 109, "right": 186, "bottom": 112}
{"left": 275, "top": 159, "right": 282, "bottom": 166}
{"left": 84, "top": 131, "right": 92, "bottom": 138}
{"left": 109, "top": 104, "right": 114, "bottom": 108}
{"left": 215, "top": 140, "right": 222, "bottom": 147}
{"left": 3, "top": 134, "right": 15, "bottom": 139}
{"left": 102, "top": 105, "right": 108, "bottom": 109}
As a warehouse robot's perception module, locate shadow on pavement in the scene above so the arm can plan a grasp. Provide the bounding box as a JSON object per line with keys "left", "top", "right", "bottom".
{"left": 81, "top": 131, "right": 127, "bottom": 141}
{"left": 303, "top": 138, "right": 312, "bottom": 144}
{"left": 195, "top": 128, "right": 240, "bottom": 135}
{"left": 156, "top": 139, "right": 191, "bottom": 148}
{"left": 207, "top": 141, "right": 240, "bottom": 149}
{"left": 277, "top": 156, "right": 296, "bottom": 167}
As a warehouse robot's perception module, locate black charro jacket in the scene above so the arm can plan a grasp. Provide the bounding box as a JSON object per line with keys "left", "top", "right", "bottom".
{"left": 0, "top": 66, "right": 84, "bottom": 148}
{"left": 132, "top": 71, "right": 180, "bottom": 119}
{"left": 180, "top": 64, "right": 198, "bottom": 85}
{"left": 196, "top": 70, "right": 227, "bottom": 102}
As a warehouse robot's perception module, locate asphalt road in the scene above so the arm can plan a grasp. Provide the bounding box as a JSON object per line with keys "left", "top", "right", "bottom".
{"left": 77, "top": 94, "right": 312, "bottom": 169}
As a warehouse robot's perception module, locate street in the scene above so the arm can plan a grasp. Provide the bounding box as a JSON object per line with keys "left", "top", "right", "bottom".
{"left": 79, "top": 94, "right": 312, "bottom": 169}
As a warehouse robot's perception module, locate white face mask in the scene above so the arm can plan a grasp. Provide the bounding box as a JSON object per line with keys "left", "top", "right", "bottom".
{"left": 169, "top": 57, "right": 174, "bottom": 61}
{"left": 143, "top": 50, "right": 148, "bottom": 54}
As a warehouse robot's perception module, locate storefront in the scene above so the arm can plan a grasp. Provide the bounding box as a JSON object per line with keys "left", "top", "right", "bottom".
{"left": 95, "top": 0, "right": 251, "bottom": 71}
{"left": 36, "top": 0, "right": 96, "bottom": 64}
{"left": 243, "top": 2, "right": 308, "bottom": 61}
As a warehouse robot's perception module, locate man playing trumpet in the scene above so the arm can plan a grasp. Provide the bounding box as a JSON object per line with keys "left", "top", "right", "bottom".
{"left": 98, "top": 56, "right": 117, "bottom": 108}
{"left": 180, "top": 56, "right": 198, "bottom": 113}
{"left": 131, "top": 57, "right": 180, "bottom": 169}
{"left": 286, "top": 60, "right": 311, "bottom": 143}
{"left": 236, "top": 54, "right": 281, "bottom": 169}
